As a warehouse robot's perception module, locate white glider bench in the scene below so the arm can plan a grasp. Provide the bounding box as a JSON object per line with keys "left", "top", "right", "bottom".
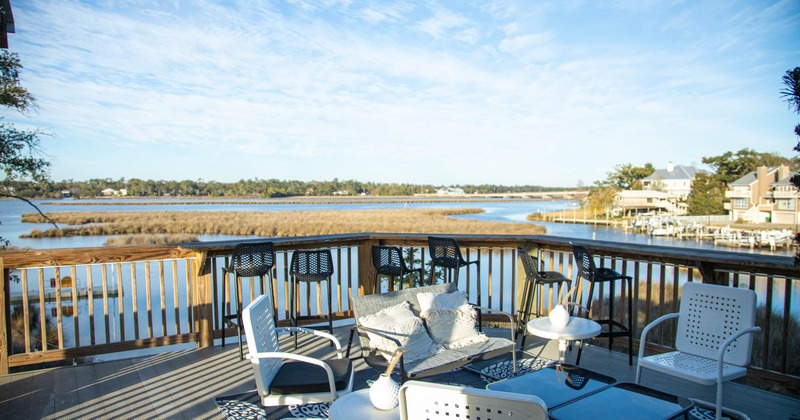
{"left": 346, "top": 282, "right": 516, "bottom": 381}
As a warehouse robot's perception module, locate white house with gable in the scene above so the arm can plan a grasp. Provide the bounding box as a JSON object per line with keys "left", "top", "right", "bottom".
{"left": 641, "top": 162, "right": 705, "bottom": 200}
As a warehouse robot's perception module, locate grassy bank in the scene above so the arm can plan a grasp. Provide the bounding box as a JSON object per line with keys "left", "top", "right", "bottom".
{"left": 21, "top": 208, "right": 546, "bottom": 239}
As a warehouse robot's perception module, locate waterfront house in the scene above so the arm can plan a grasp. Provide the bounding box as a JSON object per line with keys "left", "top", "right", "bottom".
{"left": 641, "top": 162, "right": 705, "bottom": 200}
{"left": 613, "top": 189, "right": 686, "bottom": 216}
{"left": 724, "top": 165, "right": 792, "bottom": 223}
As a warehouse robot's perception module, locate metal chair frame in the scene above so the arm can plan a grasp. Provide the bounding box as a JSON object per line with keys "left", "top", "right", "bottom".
{"left": 516, "top": 247, "right": 572, "bottom": 350}
{"left": 635, "top": 282, "right": 760, "bottom": 420}
{"left": 371, "top": 245, "right": 424, "bottom": 294}
{"left": 289, "top": 249, "right": 335, "bottom": 348}
{"left": 570, "top": 243, "right": 634, "bottom": 366}
{"left": 427, "top": 236, "right": 482, "bottom": 328}
{"left": 221, "top": 241, "right": 275, "bottom": 360}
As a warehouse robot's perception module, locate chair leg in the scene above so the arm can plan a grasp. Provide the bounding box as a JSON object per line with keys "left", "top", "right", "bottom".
{"left": 518, "top": 280, "right": 535, "bottom": 350}
{"left": 327, "top": 279, "right": 333, "bottom": 347}
{"left": 291, "top": 277, "right": 298, "bottom": 349}
{"left": 221, "top": 272, "right": 226, "bottom": 349}
{"left": 575, "top": 281, "right": 596, "bottom": 365}
{"left": 716, "top": 379, "right": 724, "bottom": 420}
{"left": 608, "top": 281, "right": 615, "bottom": 352}
{"left": 374, "top": 272, "right": 380, "bottom": 294}
{"left": 236, "top": 287, "right": 244, "bottom": 360}
{"left": 627, "top": 278, "right": 633, "bottom": 366}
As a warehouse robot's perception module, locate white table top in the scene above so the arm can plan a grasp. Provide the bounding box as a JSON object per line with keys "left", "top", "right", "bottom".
{"left": 328, "top": 389, "right": 400, "bottom": 420}
{"left": 527, "top": 316, "right": 601, "bottom": 341}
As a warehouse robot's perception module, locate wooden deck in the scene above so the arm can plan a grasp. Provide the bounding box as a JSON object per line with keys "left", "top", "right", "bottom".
{"left": 0, "top": 324, "right": 798, "bottom": 420}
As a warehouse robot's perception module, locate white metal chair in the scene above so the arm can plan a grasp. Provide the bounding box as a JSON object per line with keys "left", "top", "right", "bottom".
{"left": 635, "top": 282, "right": 761, "bottom": 420}
{"left": 399, "top": 380, "right": 548, "bottom": 420}
{"left": 242, "top": 294, "right": 354, "bottom": 407}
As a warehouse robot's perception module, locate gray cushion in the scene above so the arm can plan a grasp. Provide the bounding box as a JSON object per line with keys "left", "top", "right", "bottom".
{"left": 270, "top": 358, "right": 353, "bottom": 394}
{"left": 352, "top": 283, "right": 457, "bottom": 350}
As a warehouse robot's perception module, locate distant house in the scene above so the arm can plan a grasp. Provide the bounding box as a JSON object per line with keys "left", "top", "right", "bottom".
{"left": 613, "top": 190, "right": 686, "bottom": 216}
{"left": 724, "top": 165, "right": 793, "bottom": 223}
{"left": 101, "top": 188, "right": 118, "bottom": 196}
{"left": 641, "top": 162, "right": 705, "bottom": 200}
{"left": 436, "top": 187, "right": 465, "bottom": 195}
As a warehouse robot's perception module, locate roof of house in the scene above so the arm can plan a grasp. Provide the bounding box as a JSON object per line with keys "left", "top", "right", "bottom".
{"left": 642, "top": 165, "right": 703, "bottom": 181}
{"left": 772, "top": 173, "right": 797, "bottom": 186}
{"left": 730, "top": 167, "right": 779, "bottom": 186}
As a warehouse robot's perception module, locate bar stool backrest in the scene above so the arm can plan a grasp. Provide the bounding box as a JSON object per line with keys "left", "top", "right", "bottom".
{"left": 571, "top": 244, "right": 598, "bottom": 282}
{"left": 229, "top": 242, "right": 275, "bottom": 278}
{"left": 290, "top": 249, "right": 334, "bottom": 282}
{"left": 428, "top": 236, "right": 466, "bottom": 269}
{"left": 372, "top": 245, "right": 407, "bottom": 276}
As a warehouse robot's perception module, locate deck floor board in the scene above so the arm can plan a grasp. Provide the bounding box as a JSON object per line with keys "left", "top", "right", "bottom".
{"left": 0, "top": 325, "right": 797, "bottom": 419}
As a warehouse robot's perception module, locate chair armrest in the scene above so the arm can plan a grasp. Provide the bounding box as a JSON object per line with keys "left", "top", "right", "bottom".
{"left": 470, "top": 305, "right": 513, "bottom": 324}
{"left": 637, "top": 312, "right": 680, "bottom": 360}
{"left": 469, "top": 305, "right": 517, "bottom": 375}
{"left": 716, "top": 326, "right": 761, "bottom": 378}
{"left": 348, "top": 324, "right": 408, "bottom": 378}
{"left": 246, "top": 351, "right": 338, "bottom": 400}
{"left": 276, "top": 327, "right": 345, "bottom": 357}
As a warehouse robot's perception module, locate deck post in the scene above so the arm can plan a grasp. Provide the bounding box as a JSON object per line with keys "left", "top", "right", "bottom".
{"left": 358, "top": 239, "right": 378, "bottom": 296}
{"left": 1, "top": 259, "right": 8, "bottom": 375}
{"left": 193, "top": 252, "right": 214, "bottom": 348}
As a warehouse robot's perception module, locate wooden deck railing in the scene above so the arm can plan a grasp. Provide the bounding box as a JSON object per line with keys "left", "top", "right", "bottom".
{"left": 1, "top": 233, "right": 797, "bottom": 391}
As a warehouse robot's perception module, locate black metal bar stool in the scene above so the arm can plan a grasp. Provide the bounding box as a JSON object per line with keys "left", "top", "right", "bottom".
{"left": 570, "top": 243, "right": 634, "bottom": 366}
{"left": 371, "top": 245, "right": 424, "bottom": 294}
{"left": 516, "top": 247, "right": 572, "bottom": 350}
{"left": 221, "top": 241, "right": 275, "bottom": 360}
{"left": 289, "top": 249, "right": 335, "bottom": 348}
{"left": 427, "top": 236, "right": 482, "bottom": 326}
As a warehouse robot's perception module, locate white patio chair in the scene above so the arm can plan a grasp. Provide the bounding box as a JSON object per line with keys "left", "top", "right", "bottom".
{"left": 242, "top": 294, "right": 354, "bottom": 407}
{"left": 635, "top": 282, "right": 761, "bottom": 420}
{"left": 399, "top": 380, "right": 547, "bottom": 420}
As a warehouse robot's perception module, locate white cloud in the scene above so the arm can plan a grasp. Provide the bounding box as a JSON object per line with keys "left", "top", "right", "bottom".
{"left": 6, "top": 0, "right": 799, "bottom": 186}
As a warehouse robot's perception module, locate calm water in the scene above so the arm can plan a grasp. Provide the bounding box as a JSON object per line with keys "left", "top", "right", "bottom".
{"left": 0, "top": 197, "right": 792, "bottom": 256}
{"left": 2, "top": 198, "right": 797, "bottom": 359}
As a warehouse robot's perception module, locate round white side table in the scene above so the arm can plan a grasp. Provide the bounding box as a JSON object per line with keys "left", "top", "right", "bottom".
{"left": 527, "top": 317, "right": 601, "bottom": 363}
{"left": 328, "top": 389, "right": 400, "bottom": 420}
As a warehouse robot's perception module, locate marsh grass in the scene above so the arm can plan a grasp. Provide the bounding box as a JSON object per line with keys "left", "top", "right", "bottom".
{"left": 103, "top": 234, "right": 199, "bottom": 246}
{"left": 21, "top": 208, "right": 547, "bottom": 238}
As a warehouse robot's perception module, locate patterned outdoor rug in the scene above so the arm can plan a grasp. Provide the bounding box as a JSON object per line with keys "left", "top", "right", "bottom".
{"left": 213, "top": 391, "right": 332, "bottom": 420}
{"left": 214, "top": 354, "right": 554, "bottom": 419}
{"left": 476, "top": 354, "right": 554, "bottom": 382}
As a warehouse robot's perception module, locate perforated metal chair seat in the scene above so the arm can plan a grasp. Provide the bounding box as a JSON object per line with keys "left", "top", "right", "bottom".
{"left": 270, "top": 358, "right": 354, "bottom": 394}
{"left": 637, "top": 351, "right": 747, "bottom": 385}
{"left": 593, "top": 267, "right": 628, "bottom": 282}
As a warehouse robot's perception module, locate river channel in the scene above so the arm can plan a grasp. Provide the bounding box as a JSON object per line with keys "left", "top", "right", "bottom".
{"left": 2, "top": 197, "right": 797, "bottom": 361}
{"left": 0, "top": 197, "right": 792, "bottom": 256}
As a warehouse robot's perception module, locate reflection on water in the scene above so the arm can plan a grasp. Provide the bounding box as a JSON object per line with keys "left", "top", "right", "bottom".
{"left": 1, "top": 198, "right": 792, "bottom": 256}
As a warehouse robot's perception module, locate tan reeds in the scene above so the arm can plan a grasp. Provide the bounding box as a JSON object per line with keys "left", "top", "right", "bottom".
{"left": 21, "top": 208, "right": 547, "bottom": 238}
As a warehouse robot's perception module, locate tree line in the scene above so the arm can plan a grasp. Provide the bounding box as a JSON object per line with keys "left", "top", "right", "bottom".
{"left": 4, "top": 177, "right": 571, "bottom": 199}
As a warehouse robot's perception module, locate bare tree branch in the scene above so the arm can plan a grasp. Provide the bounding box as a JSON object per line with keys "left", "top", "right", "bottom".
{"left": 0, "top": 193, "right": 59, "bottom": 229}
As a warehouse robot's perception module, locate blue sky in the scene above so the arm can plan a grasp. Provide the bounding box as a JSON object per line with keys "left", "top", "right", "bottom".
{"left": 6, "top": 0, "right": 800, "bottom": 187}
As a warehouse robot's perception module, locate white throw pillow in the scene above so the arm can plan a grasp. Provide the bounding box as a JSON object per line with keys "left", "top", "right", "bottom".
{"left": 358, "top": 301, "right": 439, "bottom": 363}
{"left": 418, "top": 291, "right": 488, "bottom": 349}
